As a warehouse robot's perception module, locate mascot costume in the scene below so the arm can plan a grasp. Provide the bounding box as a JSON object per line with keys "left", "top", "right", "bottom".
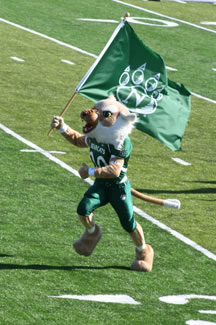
{"left": 51, "top": 95, "right": 154, "bottom": 272}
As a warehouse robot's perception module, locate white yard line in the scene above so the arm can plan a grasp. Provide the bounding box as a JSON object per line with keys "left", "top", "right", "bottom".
{"left": 1, "top": 123, "right": 216, "bottom": 262}
{"left": 192, "top": 92, "right": 216, "bottom": 104}
{"left": 171, "top": 157, "right": 191, "bottom": 166}
{"left": 200, "top": 21, "right": 216, "bottom": 26}
{"left": 0, "top": 124, "right": 80, "bottom": 178}
{"left": 61, "top": 59, "right": 75, "bottom": 65}
{"left": 0, "top": 18, "right": 97, "bottom": 59}
{"left": 112, "top": 0, "right": 216, "bottom": 34}
{"left": 0, "top": 17, "right": 215, "bottom": 104}
{"left": 20, "top": 149, "right": 66, "bottom": 154}
{"left": 10, "top": 56, "right": 24, "bottom": 62}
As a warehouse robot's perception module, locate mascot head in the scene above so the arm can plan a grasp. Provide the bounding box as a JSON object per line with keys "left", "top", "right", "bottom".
{"left": 80, "top": 96, "right": 137, "bottom": 149}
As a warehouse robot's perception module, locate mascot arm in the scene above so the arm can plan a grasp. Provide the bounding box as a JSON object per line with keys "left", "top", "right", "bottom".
{"left": 94, "top": 158, "right": 124, "bottom": 178}
{"left": 51, "top": 116, "right": 87, "bottom": 148}
{"left": 62, "top": 128, "right": 87, "bottom": 148}
{"left": 79, "top": 158, "right": 124, "bottom": 179}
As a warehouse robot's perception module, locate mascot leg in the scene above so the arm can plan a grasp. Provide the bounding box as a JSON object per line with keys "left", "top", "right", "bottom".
{"left": 73, "top": 213, "right": 102, "bottom": 257}
{"left": 129, "top": 222, "right": 154, "bottom": 272}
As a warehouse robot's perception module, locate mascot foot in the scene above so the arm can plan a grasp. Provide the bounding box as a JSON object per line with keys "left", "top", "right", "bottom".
{"left": 73, "top": 224, "right": 102, "bottom": 257}
{"left": 130, "top": 244, "right": 154, "bottom": 272}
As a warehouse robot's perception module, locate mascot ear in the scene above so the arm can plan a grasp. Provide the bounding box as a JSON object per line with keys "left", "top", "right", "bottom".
{"left": 107, "top": 95, "right": 117, "bottom": 102}
{"left": 120, "top": 112, "right": 137, "bottom": 123}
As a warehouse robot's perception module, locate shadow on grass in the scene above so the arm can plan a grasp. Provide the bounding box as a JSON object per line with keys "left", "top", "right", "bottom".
{"left": 0, "top": 263, "right": 130, "bottom": 271}
{"left": 136, "top": 187, "right": 216, "bottom": 195}
{"left": 188, "top": 181, "right": 216, "bottom": 185}
{"left": 0, "top": 254, "right": 14, "bottom": 257}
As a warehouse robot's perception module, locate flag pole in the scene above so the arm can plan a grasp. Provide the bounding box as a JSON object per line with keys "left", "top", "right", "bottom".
{"left": 48, "top": 12, "right": 130, "bottom": 137}
{"left": 47, "top": 91, "right": 78, "bottom": 136}
{"left": 123, "top": 12, "right": 130, "bottom": 21}
{"left": 75, "top": 13, "right": 130, "bottom": 93}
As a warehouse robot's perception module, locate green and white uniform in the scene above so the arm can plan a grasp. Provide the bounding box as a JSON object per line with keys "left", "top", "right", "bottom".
{"left": 77, "top": 136, "right": 136, "bottom": 232}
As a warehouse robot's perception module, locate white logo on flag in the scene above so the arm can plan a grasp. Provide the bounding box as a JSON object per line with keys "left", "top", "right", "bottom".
{"left": 116, "top": 64, "right": 164, "bottom": 115}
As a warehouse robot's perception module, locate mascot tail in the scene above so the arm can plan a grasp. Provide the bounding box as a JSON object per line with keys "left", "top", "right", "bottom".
{"left": 131, "top": 188, "right": 181, "bottom": 209}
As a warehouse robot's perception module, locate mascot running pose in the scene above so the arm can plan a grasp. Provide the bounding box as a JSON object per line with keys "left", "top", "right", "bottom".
{"left": 51, "top": 95, "right": 154, "bottom": 272}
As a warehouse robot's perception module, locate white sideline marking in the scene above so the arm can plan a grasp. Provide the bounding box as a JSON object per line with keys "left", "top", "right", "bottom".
{"left": 166, "top": 66, "right": 177, "bottom": 71}
{"left": 10, "top": 56, "right": 24, "bottom": 62}
{"left": 1, "top": 123, "right": 216, "bottom": 263}
{"left": 0, "top": 18, "right": 97, "bottom": 59}
{"left": 200, "top": 21, "right": 216, "bottom": 26}
{"left": 77, "top": 18, "right": 118, "bottom": 23}
{"left": 199, "top": 311, "right": 216, "bottom": 314}
{"left": 61, "top": 59, "right": 75, "bottom": 65}
{"left": 186, "top": 321, "right": 216, "bottom": 325}
{"left": 191, "top": 92, "right": 216, "bottom": 104}
{"left": 48, "top": 294, "right": 141, "bottom": 305}
{"left": 20, "top": 149, "right": 66, "bottom": 154}
{"left": 0, "top": 124, "right": 80, "bottom": 178}
{"left": 171, "top": 0, "right": 187, "bottom": 3}
{"left": 112, "top": 0, "right": 216, "bottom": 34}
{"left": 212, "top": 68, "right": 216, "bottom": 72}
{"left": 0, "top": 17, "right": 215, "bottom": 105}
{"left": 133, "top": 205, "right": 216, "bottom": 262}
{"left": 171, "top": 157, "right": 191, "bottom": 166}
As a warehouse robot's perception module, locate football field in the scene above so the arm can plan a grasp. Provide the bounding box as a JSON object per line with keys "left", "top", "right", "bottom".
{"left": 0, "top": 0, "right": 216, "bottom": 324}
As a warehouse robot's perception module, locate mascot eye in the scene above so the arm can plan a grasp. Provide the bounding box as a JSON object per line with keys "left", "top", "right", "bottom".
{"left": 103, "top": 111, "right": 112, "bottom": 118}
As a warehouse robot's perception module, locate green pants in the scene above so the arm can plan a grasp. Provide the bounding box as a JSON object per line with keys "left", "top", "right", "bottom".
{"left": 77, "top": 178, "right": 136, "bottom": 232}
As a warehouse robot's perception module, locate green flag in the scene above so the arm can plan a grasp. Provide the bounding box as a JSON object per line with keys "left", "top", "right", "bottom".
{"left": 76, "top": 20, "right": 191, "bottom": 151}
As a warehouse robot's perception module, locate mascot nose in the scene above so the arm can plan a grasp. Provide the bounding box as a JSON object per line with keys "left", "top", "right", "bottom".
{"left": 80, "top": 110, "right": 88, "bottom": 119}
{"left": 81, "top": 109, "right": 97, "bottom": 120}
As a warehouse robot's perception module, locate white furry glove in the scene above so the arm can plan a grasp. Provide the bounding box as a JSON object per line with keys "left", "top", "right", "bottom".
{"left": 50, "top": 116, "right": 64, "bottom": 130}
{"left": 79, "top": 163, "right": 89, "bottom": 179}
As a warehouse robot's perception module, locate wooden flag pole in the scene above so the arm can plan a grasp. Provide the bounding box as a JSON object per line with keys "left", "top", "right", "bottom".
{"left": 48, "top": 91, "right": 78, "bottom": 136}
{"left": 123, "top": 12, "right": 130, "bottom": 21}
{"left": 48, "top": 12, "right": 130, "bottom": 137}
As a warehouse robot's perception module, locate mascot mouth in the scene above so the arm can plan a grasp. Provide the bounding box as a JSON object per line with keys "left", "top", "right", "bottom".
{"left": 83, "top": 122, "right": 95, "bottom": 134}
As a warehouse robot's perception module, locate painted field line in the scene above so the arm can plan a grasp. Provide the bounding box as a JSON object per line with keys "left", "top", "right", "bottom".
{"left": 10, "top": 56, "right": 24, "bottom": 62}
{"left": 49, "top": 294, "right": 141, "bottom": 305}
{"left": 171, "top": 157, "right": 191, "bottom": 166}
{"left": 20, "top": 149, "right": 66, "bottom": 154}
{"left": 0, "top": 18, "right": 97, "bottom": 59}
{"left": 200, "top": 21, "right": 216, "bottom": 26}
{"left": 133, "top": 205, "right": 216, "bottom": 262}
{"left": 112, "top": 0, "right": 216, "bottom": 34}
{"left": 172, "top": 0, "right": 187, "bottom": 3}
{"left": 1, "top": 123, "right": 216, "bottom": 263}
{"left": 191, "top": 92, "right": 216, "bottom": 104}
{"left": 0, "top": 123, "right": 80, "bottom": 178}
{"left": 1, "top": 17, "right": 215, "bottom": 105}
{"left": 61, "top": 59, "right": 75, "bottom": 65}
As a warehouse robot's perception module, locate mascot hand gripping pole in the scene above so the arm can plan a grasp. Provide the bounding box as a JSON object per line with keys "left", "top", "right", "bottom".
{"left": 51, "top": 96, "right": 154, "bottom": 272}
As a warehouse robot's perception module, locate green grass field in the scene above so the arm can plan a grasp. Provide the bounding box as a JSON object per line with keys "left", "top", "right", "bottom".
{"left": 0, "top": 0, "right": 216, "bottom": 324}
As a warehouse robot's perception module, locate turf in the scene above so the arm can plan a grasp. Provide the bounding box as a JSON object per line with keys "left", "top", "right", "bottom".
{"left": 0, "top": 0, "right": 216, "bottom": 324}
{"left": 1, "top": 130, "right": 215, "bottom": 324}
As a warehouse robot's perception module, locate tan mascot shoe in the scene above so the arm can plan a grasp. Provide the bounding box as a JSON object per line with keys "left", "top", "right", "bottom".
{"left": 129, "top": 222, "right": 154, "bottom": 272}
{"left": 131, "top": 245, "right": 154, "bottom": 272}
{"left": 73, "top": 224, "right": 102, "bottom": 257}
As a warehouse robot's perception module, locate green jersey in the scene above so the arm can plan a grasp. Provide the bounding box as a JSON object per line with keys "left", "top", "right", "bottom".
{"left": 87, "top": 136, "right": 132, "bottom": 184}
